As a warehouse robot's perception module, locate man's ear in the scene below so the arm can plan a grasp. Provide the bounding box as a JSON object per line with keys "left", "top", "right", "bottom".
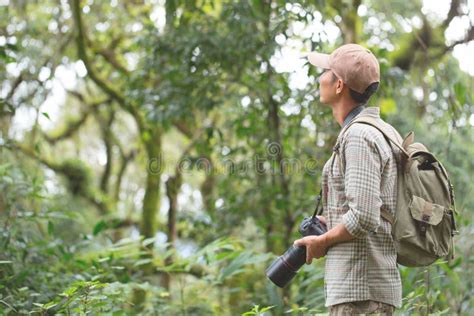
{"left": 336, "top": 79, "right": 344, "bottom": 94}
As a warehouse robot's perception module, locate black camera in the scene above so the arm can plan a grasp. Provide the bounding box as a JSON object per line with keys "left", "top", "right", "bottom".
{"left": 265, "top": 193, "right": 327, "bottom": 288}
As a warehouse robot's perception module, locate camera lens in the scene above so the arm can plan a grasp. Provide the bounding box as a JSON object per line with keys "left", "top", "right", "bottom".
{"left": 265, "top": 214, "right": 327, "bottom": 287}
{"left": 266, "top": 245, "right": 306, "bottom": 287}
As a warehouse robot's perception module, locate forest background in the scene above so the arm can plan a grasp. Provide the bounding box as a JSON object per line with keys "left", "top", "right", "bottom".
{"left": 1, "top": 0, "right": 473, "bottom": 314}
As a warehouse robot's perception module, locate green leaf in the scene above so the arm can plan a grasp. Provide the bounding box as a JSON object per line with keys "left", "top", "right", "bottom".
{"left": 34, "top": 142, "right": 41, "bottom": 155}
{"left": 43, "top": 301, "right": 57, "bottom": 309}
{"left": 98, "top": 257, "right": 111, "bottom": 263}
{"left": 142, "top": 237, "right": 156, "bottom": 247}
{"left": 93, "top": 220, "right": 108, "bottom": 236}
{"left": 6, "top": 43, "right": 17, "bottom": 51}
{"left": 141, "top": 131, "right": 151, "bottom": 142}
{"left": 219, "top": 251, "right": 268, "bottom": 281}
{"left": 259, "top": 305, "right": 275, "bottom": 312}
{"left": 453, "top": 82, "right": 466, "bottom": 105}
{"left": 133, "top": 258, "right": 153, "bottom": 267}
{"left": 41, "top": 112, "right": 51, "bottom": 120}
{"left": 0, "top": 261, "right": 13, "bottom": 264}
{"left": 47, "top": 221, "right": 54, "bottom": 235}
{"left": 61, "top": 286, "right": 78, "bottom": 296}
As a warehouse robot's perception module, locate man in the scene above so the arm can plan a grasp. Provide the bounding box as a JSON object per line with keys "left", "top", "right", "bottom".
{"left": 293, "top": 44, "right": 402, "bottom": 315}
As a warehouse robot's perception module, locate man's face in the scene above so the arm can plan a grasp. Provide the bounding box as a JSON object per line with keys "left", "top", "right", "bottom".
{"left": 318, "top": 69, "right": 338, "bottom": 105}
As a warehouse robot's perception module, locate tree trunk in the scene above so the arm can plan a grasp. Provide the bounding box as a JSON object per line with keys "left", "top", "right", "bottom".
{"left": 268, "top": 93, "right": 293, "bottom": 249}
{"left": 199, "top": 155, "right": 215, "bottom": 218}
{"left": 161, "top": 173, "right": 182, "bottom": 290}
{"left": 141, "top": 128, "right": 163, "bottom": 239}
{"left": 330, "top": 0, "right": 361, "bottom": 44}
{"left": 99, "top": 110, "right": 115, "bottom": 194}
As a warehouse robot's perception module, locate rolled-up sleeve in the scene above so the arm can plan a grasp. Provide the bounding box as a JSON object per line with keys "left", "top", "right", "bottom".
{"left": 341, "top": 126, "right": 388, "bottom": 238}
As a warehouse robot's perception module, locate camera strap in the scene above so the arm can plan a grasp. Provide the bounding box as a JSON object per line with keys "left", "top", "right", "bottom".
{"left": 311, "top": 188, "right": 323, "bottom": 220}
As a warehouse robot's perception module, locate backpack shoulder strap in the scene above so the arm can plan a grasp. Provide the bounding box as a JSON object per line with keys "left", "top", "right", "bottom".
{"left": 332, "top": 115, "right": 408, "bottom": 169}
{"left": 349, "top": 117, "right": 409, "bottom": 157}
{"left": 380, "top": 206, "right": 395, "bottom": 225}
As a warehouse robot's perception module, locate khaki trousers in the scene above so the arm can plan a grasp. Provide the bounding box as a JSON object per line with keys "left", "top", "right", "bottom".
{"left": 329, "top": 300, "right": 395, "bottom": 316}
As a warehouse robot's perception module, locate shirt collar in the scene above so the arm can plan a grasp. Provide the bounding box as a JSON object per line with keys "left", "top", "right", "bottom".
{"left": 342, "top": 104, "right": 366, "bottom": 128}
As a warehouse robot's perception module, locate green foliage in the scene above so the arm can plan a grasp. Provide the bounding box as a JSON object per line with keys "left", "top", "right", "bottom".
{"left": 242, "top": 304, "right": 275, "bottom": 316}
{"left": 0, "top": 160, "right": 276, "bottom": 314}
{"left": 57, "top": 159, "right": 93, "bottom": 196}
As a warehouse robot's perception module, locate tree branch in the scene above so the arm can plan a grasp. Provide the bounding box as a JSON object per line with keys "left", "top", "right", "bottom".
{"left": 43, "top": 91, "right": 110, "bottom": 144}
{"left": 71, "top": 0, "right": 125, "bottom": 105}
{"left": 98, "top": 109, "right": 116, "bottom": 194}
{"left": 70, "top": 0, "right": 146, "bottom": 135}
{"left": 173, "top": 119, "right": 195, "bottom": 139}
{"left": 443, "top": 0, "right": 462, "bottom": 28}
{"left": 5, "top": 73, "right": 23, "bottom": 101}
{"left": 445, "top": 25, "right": 474, "bottom": 51}
{"left": 4, "top": 33, "right": 72, "bottom": 104}
{"left": 13, "top": 142, "right": 112, "bottom": 214}
{"left": 113, "top": 147, "right": 136, "bottom": 202}
{"left": 87, "top": 37, "right": 129, "bottom": 75}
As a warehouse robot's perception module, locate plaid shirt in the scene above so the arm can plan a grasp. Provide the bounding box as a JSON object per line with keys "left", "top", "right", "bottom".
{"left": 322, "top": 107, "right": 402, "bottom": 308}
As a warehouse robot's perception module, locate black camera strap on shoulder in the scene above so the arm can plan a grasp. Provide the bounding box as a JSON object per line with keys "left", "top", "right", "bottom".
{"left": 311, "top": 189, "right": 323, "bottom": 220}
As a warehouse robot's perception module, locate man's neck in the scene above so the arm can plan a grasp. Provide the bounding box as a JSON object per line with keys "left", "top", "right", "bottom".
{"left": 331, "top": 99, "right": 358, "bottom": 127}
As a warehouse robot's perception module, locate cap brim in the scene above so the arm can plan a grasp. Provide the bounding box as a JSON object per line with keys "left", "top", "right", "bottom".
{"left": 307, "top": 52, "right": 330, "bottom": 69}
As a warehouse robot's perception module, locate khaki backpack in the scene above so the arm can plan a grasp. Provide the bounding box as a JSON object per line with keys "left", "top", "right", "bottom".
{"left": 334, "top": 115, "right": 458, "bottom": 267}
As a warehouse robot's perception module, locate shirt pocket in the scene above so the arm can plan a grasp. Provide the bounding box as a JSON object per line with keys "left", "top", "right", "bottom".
{"left": 327, "top": 174, "right": 346, "bottom": 211}
{"left": 326, "top": 154, "right": 347, "bottom": 228}
{"left": 328, "top": 153, "right": 346, "bottom": 203}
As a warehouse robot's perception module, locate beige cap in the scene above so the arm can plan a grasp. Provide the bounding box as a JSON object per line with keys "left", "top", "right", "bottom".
{"left": 308, "top": 44, "right": 380, "bottom": 94}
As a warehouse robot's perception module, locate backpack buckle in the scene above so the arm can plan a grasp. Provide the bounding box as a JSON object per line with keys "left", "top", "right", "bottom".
{"left": 419, "top": 214, "right": 430, "bottom": 237}
{"left": 419, "top": 223, "right": 427, "bottom": 237}
{"left": 449, "top": 209, "right": 459, "bottom": 236}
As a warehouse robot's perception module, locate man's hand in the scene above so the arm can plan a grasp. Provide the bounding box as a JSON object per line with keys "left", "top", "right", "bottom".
{"left": 294, "top": 218, "right": 356, "bottom": 265}
{"left": 293, "top": 234, "right": 329, "bottom": 264}
{"left": 317, "top": 215, "right": 327, "bottom": 226}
